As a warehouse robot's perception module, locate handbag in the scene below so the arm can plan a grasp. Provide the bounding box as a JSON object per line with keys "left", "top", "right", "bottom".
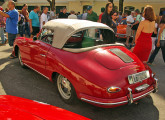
{"left": 131, "top": 15, "right": 142, "bottom": 30}
{"left": 131, "top": 23, "right": 139, "bottom": 30}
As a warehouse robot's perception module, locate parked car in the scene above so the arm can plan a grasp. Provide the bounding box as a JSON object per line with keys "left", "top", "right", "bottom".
{"left": 0, "top": 95, "right": 90, "bottom": 120}
{"left": 13, "top": 19, "right": 158, "bottom": 108}
{"left": 116, "top": 18, "right": 129, "bottom": 39}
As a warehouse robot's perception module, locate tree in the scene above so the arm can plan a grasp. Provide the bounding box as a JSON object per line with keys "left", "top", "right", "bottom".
{"left": 47, "top": 0, "right": 55, "bottom": 11}
{"left": 108, "top": 0, "right": 113, "bottom": 3}
{"left": 119, "top": 0, "right": 124, "bottom": 13}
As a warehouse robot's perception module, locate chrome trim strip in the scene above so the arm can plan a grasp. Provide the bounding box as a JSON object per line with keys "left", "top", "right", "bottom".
{"left": 81, "top": 89, "right": 154, "bottom": 105}
{"left": 81, "top": 98, "right": 128, "bottom": 105}
{"left": 133, "top": 89, "right": 154, "bottom": 100}
{"left": 24, "top": 63, "right": 50, "bottom": 80}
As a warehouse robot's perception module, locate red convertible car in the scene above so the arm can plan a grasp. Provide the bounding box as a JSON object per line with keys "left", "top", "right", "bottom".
{"left": 13, "top": 19, "right": 158, "bottom": 108}
{"left": 116, "top": 18, "right": 127, "bottom": 39}
{"left": 0, "top": 95, "right": 90, "bottom": 120}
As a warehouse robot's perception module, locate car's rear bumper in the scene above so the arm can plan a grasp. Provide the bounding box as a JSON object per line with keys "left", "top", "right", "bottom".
{"left": 116, "top": 33, "right": 127, "bottom": 38}
{"left": 80, "top": 78, "right": 158, "bottom": 108}
{"left": 116, "top": 33, "right": 133, "bottom": 39}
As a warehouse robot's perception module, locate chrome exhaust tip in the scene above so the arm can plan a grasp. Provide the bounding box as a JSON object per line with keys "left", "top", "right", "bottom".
{"left": 127, "top": 88, "right": 133, "bottom": 105}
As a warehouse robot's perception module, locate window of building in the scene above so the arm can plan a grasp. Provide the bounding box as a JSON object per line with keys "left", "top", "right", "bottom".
{"left": 56, "top": 6, "right": 66, "bottom": 14}
{"left": 83, "top": 5, "right": 89, "bottom": 13}
{"left": 114, "top": 6, "right": 118, "bottom": 11}
{"left": 124, "top": 6, "right": 135, "bottom": 11}
{"left": 41, "top": 6, "right": 50, "bottom": 11}
{"left": 160, "top": 8, "right": 165, "bottom": 16}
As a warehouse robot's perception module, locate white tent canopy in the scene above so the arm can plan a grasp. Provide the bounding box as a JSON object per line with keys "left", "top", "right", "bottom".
{"left": 43, "top": 19, "right": 114, "bottom": 49}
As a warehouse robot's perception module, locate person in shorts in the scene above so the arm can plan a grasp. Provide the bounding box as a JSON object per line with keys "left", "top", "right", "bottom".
{"left": 29, "top": 6, "right": 40, "bottom": 38}
{"left": 0, "top": 1, "right": 18, "bottom": 58}
{"left": 126, "top": 11, "right": 135, "bottom": 47}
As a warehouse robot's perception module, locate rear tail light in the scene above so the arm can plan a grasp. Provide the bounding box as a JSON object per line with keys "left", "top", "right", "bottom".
{"left": 107, "top": 87, "right": 121, "bottom": 93}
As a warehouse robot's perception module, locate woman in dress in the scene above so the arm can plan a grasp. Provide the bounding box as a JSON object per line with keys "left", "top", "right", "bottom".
{"left": 101, "top": 2, "right": 115, "bottom": 44}
{"left": 132, "top": 5, "right": 156, "bottom": 63}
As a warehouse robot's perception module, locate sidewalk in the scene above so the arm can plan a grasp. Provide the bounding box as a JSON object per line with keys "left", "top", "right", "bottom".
{"left": 0, "top": 82, "right": 6, "bottom": 95}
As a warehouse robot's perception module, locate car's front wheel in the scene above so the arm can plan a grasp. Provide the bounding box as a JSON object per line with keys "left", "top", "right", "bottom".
{"left": 56, "top": 74, "right": 77, "bottom": 104}
{"left": 18, "top": 49, "right": 27, "bottom": 68}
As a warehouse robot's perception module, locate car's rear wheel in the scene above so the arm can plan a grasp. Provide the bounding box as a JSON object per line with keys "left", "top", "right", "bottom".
{"left": 18, "top": 49, "right": 27, "bottom": 68}
{"left": 56, "top": 74, "right": 77, "bottom": 104}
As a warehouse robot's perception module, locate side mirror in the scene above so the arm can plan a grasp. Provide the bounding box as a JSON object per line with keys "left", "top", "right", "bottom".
{"left": 33, "top": 36, "right": 37, "bottom": 41}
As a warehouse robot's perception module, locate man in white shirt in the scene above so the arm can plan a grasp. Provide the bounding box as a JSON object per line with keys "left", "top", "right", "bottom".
{"left": 40, "top": 7, "right": 48, "bottom": 29}
{"left": 68, "top": 11, "right": 77, "bottom": 19}
{"left": 126, "top": 11, "right": 135, "bottom": 47}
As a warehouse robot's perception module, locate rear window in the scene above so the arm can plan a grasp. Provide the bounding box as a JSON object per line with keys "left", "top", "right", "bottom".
{"left": 64, "top": 28, "right": 115, "bottom": 48}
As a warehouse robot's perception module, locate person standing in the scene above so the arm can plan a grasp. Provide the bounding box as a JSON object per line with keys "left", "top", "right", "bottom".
{"left": 40, "top": 7, "right": 48, "bottom": 29}
{"left": 125, "top": 11, "right": 135, "bottom": 47}
{"left": 131, "top": 9, "right": 142, "bottom": 45}
{"left": 82, "top": 11, "right": 87, "bottom": 20}
{"left": 148, "top": 15, "right": 165, "bottom": 64}
{"left": 132, "top": 5, "right": 156, "bottom": 63}
{"left": 22, "top": 4, "right": 30, "bottom": 37}
{"left": 98, "top": 7, "right": 105, "bottom": 22}
{"left": 111, "top": 11, "right": 118, "bottom": 34}
{"left": 86, "top": 6, "right": 98, "bottom": 38}
{"left": 18, "top": 10, "right": 25, "bottom": 37}
{"left": 151, "top": 15, "right": 159, "bottom": 52}
{"left": 101, "top": 2, "right": 115, "bottom": 44}
{"left": 68, "top": 10, "right": 77, "bottom": 19}
{"left": 86, "top": 6, "right": 98, "bottom": 22}
{"left": 50, "top": 8, "right": 56, "bottom": 20}
{"left": 77, "top": 12, "right": 82, "bottom": 19}
{"left": 0, "top": 1, "right": 18, "bottom": 58}
{"left": 59, "top": 8, "right": 68, "bottom": 18}
{"left": 0, "top": 7, "right": 6, "bottom": 45}
{"left": 117, "top": 11, "right": 122, "bottom": 23}
{"left": 29, "top": 6, "right": 40, "bottom": 38}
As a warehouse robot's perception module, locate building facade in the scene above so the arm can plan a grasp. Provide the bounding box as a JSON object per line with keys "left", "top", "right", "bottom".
{"left": 2, "top": 0, "right": 165, "bottom": 15}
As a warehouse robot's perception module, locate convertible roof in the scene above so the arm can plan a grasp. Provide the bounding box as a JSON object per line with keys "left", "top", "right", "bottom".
{"left": 43, "top": 19, "right": 114, "bottom": 49}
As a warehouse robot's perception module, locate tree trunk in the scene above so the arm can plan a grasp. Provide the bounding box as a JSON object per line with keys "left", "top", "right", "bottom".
{"left": 108, "top": 0, "right": 113, "bottom": 3}
{"left": 119, "top": 0, "right": 124, "bottom": 13}
{"left": 47, "top": 0, "right": 56, "bottom": 11}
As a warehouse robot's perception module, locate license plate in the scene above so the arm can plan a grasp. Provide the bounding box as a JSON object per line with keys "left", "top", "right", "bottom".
{"left": 128, "top": 70, "right": 150, "bottom": 84}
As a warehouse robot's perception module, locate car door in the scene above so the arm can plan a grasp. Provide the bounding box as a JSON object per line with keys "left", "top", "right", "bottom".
{"left": 28, "top": 29, "right": 54, "bottom": 77}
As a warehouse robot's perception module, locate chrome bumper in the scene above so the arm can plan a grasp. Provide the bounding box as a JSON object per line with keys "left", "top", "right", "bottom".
{"left": 81, "top": 78, "right": 158, "bottom": 106}
{"left": 81, "top": 89, "right": 154, "bottom": 106}
{"left": 153, "top": 78, "right": 158, "bottom": 93}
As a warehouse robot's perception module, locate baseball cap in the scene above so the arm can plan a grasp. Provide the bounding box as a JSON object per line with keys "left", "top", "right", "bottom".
{"left": 87, "top": 6, "right": 92, "bottom": 11}
{"left": 0, "top": 6, "right": 3, "bottom": 11}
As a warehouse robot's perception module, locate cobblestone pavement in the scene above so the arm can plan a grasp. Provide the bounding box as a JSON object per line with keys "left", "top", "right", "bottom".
{"left": 0, "top": 44, "right": 165, "bottom": 120}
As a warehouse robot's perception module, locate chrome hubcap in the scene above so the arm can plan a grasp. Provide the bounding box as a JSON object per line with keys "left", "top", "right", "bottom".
{"left": 19, "top": 51, "right": 23, "bottom": 66}
{"left": 57, "top": 75, "right": 71, "bottom": 100}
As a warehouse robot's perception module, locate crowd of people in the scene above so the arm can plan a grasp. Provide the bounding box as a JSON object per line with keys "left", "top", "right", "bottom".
{"left": 0, "top": 1, "right": 164, "bottom": 64}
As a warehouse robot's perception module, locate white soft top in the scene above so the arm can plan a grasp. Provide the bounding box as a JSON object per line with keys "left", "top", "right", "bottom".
{"left": 43, "top": 19, "right": 114, "bottom": 49}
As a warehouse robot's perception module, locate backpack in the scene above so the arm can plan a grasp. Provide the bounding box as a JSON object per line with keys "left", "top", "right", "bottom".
{"left": 132, "top": 15, "right": 142, "bottom": 30}
{"left": 18, "top": 15, "right": 24, "bottom": 25}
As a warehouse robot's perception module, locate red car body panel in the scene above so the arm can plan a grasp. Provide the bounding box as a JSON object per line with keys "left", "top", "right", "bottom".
{"left": 0, "top": 95, "right": 90, "bottom": 120}
{"left": 116, "top": 18, "right": 127, "bottom": 39}
{"left": 13, "top": 36, "right": 157, "bottom": 108}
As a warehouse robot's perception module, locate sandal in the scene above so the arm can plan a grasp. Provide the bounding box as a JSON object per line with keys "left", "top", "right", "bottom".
{"left": 9, "top": 54, "right": 16, "bottom": 59}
